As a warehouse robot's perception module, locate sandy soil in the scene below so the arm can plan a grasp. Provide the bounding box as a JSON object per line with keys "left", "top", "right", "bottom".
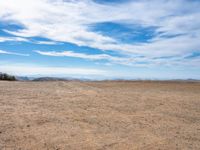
{"left": 0, "top": 81, "right": 200, "bottom": 150}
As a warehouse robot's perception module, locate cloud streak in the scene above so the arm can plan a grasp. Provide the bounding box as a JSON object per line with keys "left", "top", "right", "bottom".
{"left": 0, "top": 50, "right": 29, "bottom": 56}
{"left": 0, "top": 0, "right": 200, "bottom": 67}
{"left": 35, "top": 49, "right": 200, "bottom": 68}
{"left": 35, "top": 50, "right": 127, "bottom": 62}
{"left": 0, "top": 36, "right": 28, "bottom": 42}
{"left": 0, "top": 65, "right": 107, "bottom": 76}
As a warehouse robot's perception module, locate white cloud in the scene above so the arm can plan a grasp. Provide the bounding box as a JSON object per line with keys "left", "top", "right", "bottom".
{"left": 0, "top": 36, "right": 61, "bottom": 45}
{"left": 34, "top": 41, "right": 60, "bottom": 45}
{"left": 35, "top": 49, "right": 200, "bottom": 68}
{"left": 0, "top": 50, "right": 29, "bottom": 56}
{"left": 35, "top": 50, "right": 127, "bottom": 62}
{"left": 0, "top": 0, "right": 200, "bottom": 65}
{"left": 0, "top": 65, "right": 106, "bottom": 76}
{"left": 0, "top": 36, "right": 28, "bottom": 42}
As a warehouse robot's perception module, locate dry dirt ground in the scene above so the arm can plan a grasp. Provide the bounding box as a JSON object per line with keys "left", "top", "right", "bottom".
{"left": 0, "top": 81, "right": 200, "bottom": 150}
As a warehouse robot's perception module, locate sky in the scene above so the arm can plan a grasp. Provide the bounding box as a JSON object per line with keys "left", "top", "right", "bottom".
{"left": 0, "top": 0, "right": 200, "bottom": 79}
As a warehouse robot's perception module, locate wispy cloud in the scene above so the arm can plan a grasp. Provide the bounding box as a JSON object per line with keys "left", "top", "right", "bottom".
{"left": 0, "top": 50, "right": 29, "bottom": 56}
{"left": 35, "top": 50, "right": 126, "bottom": 62}
{"left": 0, "top": 36, "right": 28, "bottom": 42}
{"left": 0, "top": 65, "right": 107, "bottom": 76}
{"left": 1, "top": 1, "right": 199, "bottom": 54}
{"left": 34, "top": 50, "right": 200, "bottom": 68}
{"left": 34, "top": 41, "right": 60, "bottom": 45}
{"left": 0, "top": 0, "right": 200, "bottom": 68}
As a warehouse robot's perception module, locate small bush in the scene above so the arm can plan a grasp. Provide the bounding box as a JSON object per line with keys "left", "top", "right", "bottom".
{"left": 0, "top": 73, "right": 16, "bottom": 81}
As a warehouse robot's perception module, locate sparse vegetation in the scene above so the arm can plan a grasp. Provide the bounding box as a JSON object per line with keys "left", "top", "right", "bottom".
{"left": 0, "top": 73, "right": 16, "bottom": 81}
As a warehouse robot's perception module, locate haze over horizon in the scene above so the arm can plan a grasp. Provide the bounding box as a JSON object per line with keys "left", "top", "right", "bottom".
{"left": 0, "top": 0, "right": 200, "bottom": 79}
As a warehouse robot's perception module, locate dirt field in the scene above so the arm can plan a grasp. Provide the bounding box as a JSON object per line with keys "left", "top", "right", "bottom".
{"left": 0, "top": 81, "right": 200, "bottom": 150}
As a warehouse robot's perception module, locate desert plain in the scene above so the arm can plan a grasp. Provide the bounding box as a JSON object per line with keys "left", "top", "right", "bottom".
{"left": 0, "top": 81, "right": 200, "bottom": 150}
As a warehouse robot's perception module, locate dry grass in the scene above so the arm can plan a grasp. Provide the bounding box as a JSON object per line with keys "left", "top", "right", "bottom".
{"left": 0, "top": 81, "right": 200, "bottom": 150}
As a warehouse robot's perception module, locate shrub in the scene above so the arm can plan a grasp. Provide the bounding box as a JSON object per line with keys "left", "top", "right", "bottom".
{"left": 0, "top": 73, "right": 16, "bottom": 81}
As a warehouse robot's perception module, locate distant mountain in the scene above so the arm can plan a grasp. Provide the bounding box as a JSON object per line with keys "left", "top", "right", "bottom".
{"left": 0, "top": 72, "right": 16, "bottom": 81}
{"left": 32, "top": 77, "right": 70, "bottom": 81}
{"left": 16, "top": 76, "right": 30, "bottom": 81}
{"left": 186, "top": 79, "right": 200, "bottom": 82}
{"left": 1, "top": 72, "right": 199, "bottom": 82}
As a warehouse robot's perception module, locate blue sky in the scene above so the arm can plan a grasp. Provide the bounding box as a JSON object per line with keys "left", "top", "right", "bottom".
{"left": 0, "top": 0, "right": 200, "bottom": 79}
